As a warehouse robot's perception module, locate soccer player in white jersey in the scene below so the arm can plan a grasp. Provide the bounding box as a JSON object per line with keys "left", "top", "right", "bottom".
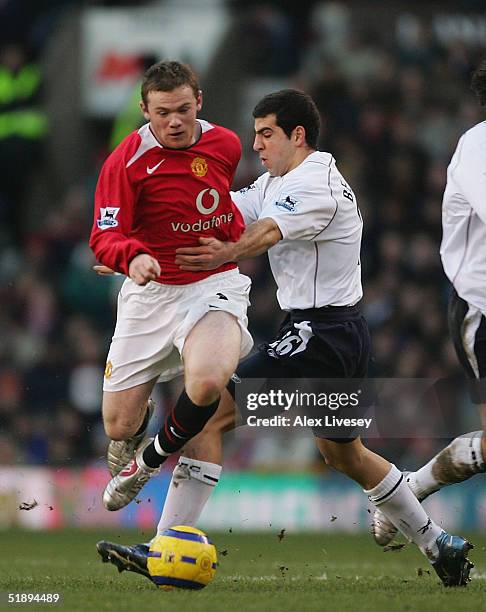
{"left": 372, "top": 61, "right": 486, "bottom": 547}
{"left": 97, "top": 89, "right": 473, "bottom": 586}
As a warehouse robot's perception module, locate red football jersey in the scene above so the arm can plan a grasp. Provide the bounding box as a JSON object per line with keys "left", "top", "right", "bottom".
{"left": 89, "top": 119, "right": 245, "bottom": 284}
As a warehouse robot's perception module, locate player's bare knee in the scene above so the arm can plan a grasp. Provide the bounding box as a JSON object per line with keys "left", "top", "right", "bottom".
{"left": 104, "top": 417, "right": 139, "bottom": 441}
{"left": 318, "top": 440, "right": 365, "bottom": 475}
{"left": 186, "top": 376, "right": 223, "bottom": 406}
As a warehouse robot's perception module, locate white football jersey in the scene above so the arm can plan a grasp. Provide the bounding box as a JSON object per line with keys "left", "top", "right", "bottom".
{"left": 231, "top": 151, "right": 363, "bottom": 310}
{"left": 441, "top": 121, "right": 486, "bottom": 314}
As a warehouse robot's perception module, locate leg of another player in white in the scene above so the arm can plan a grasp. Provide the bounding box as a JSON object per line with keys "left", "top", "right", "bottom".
{"left": 373, "top": 417, "right": 485, "bottom": 546}
{"left": 409, "top": 427, "right": 485, "bottom": 499}
{"left": 410, "top": 404, "right": 486, "bottom": 499}
{"left": 315, "top": 438, "right": 443, "bottom": 560}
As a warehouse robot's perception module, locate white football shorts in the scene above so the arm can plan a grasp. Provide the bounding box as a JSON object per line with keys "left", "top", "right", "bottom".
{"left": 103, "top": 269, "right": 253, "bottom": 392}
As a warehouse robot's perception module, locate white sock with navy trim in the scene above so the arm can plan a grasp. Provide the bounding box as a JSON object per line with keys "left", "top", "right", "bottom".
{"left": 365, "top": 464, "right": 442, "bottom": 560}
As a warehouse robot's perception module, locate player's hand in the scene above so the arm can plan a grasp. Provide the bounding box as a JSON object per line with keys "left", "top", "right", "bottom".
{"left": 128, "top": 254, "right": 161, "bottom": 285}
{"left": 175, "top": 237, "right": 235, "bottom": 271}
{"left": 93, "top": 264, "right": 116, "bottom": 276}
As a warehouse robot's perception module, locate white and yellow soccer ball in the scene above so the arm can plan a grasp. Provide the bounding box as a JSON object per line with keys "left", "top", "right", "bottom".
{"left": 147, "top": 526, "right": 217, "bottom": 590}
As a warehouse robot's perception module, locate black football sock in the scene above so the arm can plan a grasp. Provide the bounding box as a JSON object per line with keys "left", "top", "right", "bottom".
{"left": 142, "top": 391, "right": 219, "bottom": 468}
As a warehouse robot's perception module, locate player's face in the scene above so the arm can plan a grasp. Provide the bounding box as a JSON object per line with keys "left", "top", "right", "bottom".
{"left": 141, "top": 85, "right": 202, "bottom": 148}
{"left": 253, "top": 114, "right": 298, "bottom": 176}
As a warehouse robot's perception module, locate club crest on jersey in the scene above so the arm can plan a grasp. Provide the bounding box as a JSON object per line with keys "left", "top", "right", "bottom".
{"left": 275, "top": 194, "right": 300, "bottom": 213}
{"left": 191, "top": 157, "right": 208, "bottom": 177}
{"left": 97, "top": 206, "right": 120, "bottom": 229}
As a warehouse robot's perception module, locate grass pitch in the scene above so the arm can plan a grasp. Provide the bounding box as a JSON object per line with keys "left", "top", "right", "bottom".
{"left": 0, "top": 529, "right": 484, "bottom": 611}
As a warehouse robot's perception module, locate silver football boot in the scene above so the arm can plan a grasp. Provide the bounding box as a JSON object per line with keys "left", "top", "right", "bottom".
{"left": 371, "top": 507, "right": 399, "bottom": 546}
{"left": 103, "top": 437, "right": 160, "bottom": 511}
{"left": 107, "top": 399, "right": 155, "bottom": 477}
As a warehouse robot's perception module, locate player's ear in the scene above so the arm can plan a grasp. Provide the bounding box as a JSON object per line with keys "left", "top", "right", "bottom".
{"left": 196, "top": 90, "right": 203, "bottom": 112}
{"left": 293, "top": 125, "right": 306, "bottom": 146}
{"left": 140, "top": 101, "right": 150, "bottom": 121}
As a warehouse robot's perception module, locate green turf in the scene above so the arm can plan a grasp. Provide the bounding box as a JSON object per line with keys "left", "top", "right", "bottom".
{"left": 0, "top": 530, "right": 484, "bottom": 611}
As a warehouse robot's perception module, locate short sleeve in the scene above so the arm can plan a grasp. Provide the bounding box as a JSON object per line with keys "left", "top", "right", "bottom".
{"left": 259, "top": 163, "right": 338, "bottom": 241}
{"left": 230, "top": 175, "right": 266, "bottom": 225}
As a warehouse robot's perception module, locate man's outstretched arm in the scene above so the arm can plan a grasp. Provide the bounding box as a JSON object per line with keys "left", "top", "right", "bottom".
{"left": 92, "top": 253, "right": 161, "bottom": 285}
{"left": 174, "top": 218, "right": 282, "bottom": 271}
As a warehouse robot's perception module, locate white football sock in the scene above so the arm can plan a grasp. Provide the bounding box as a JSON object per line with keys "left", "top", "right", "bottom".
{"left": 153, "top": 457, "right": 221, "bottom": 539}
{"left": 365, "top": 464, "right": 442, "bottom": 560}
{"left": 407, "top": 431, "right": 485, "bottom": 501}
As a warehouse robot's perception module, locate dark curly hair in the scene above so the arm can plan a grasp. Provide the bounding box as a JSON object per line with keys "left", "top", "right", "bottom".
{"left": 471, "top": 60, "right": 486, "bottom": 106}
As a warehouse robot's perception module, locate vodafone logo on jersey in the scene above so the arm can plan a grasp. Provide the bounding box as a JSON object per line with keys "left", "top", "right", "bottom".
{"left": 196, "top": 188, "right": 219, "bottom": 214}
{"left": 171, "top": 212, "right": 234, "bottom": 233}
{"left": 171, "top": 187, "right": 233, "bottom": 232}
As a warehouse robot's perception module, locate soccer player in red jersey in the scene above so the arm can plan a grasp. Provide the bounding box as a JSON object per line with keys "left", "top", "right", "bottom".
{"left": 89, "top": 61, "right": 253, "bottom": 511}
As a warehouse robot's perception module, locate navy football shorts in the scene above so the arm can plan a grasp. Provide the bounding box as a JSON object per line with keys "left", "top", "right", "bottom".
{"left": 448, "top": 288, "right": 486, "bottom": 404}
{"left": 228, "top": 305, "right": 371, "bottom": 442}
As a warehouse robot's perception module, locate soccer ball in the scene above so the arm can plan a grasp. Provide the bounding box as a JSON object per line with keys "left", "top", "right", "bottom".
{"left": 147, "top": 526, "right": 217, "bottom": 590}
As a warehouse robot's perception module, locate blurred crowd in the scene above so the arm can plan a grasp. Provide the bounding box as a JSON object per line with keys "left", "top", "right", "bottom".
{"left": 1, "top": 1, "right": 484, "bottom": 471}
